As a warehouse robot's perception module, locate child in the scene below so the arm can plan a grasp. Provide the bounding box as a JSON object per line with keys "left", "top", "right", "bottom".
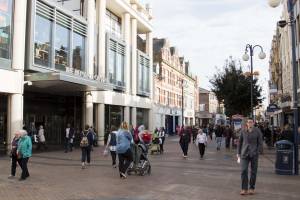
{"left": 196, "top": 129, "right": 207, "bottom": 159}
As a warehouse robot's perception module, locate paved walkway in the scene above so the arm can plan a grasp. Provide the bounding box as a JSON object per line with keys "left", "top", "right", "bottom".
{"left": 0, "top": 136, "right": 299, "bottom": 200}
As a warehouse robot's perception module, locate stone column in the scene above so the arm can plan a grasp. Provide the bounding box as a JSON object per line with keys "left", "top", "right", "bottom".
{"left": 8, "top": 0, "right": 27, "bottom": 144}
{"left": 124, "top": 106, "right": 130, "bottom": 124}
{"left": 131, "top": 107, "right": 137, "bottom": 127}
{"left": 87, "top": 0, "right": 95, "bottom": 76}
{"left": 146, "top": 32, "right": 153, "bottom": 99}
{"left": 122, "top": 13, "right": 131, "bottom": 94}
{"left": 131, "top": 18, "right": 137, "bottom": 95}
{"left": 96, "top": 0, "right": 107, "bottom": 78}
{"left": 85, "top": 93, "right": 93, "bottom": 127}
{"left": 8, "top": 94, "right": 23, "bottom": 144}
{"left": 97, "top": 103, "right": 105, "bottom": 145}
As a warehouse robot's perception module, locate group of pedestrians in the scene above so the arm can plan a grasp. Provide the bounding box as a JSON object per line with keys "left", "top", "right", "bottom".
{"left": 9, "top": 130, "right": 32, "bottom": 181}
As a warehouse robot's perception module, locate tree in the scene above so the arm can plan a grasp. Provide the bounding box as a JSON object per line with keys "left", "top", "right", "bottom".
{"left": 210, "top": 58, "right": 263, "bottom": 117}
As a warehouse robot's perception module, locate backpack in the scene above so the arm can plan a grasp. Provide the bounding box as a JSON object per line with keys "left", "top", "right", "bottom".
{"left": 80, "top": 131, "right": 89, "bottom": 147}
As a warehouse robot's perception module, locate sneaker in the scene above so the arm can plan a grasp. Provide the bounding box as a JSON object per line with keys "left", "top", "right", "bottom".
{"left": 120, "top": 173, "right": 127, "bottom": 179}
{"left": 8, "top": 175, "right": 15, "bottom": 179}
{"left": 240, "top": 190, "right": 248, "bottom": 195}
{"left": 112, "top": 164, "right": 117, "bottom": 168}
{"left": 248, "top": 189, "right": 255, "bottom": 195}
{"left": 81, "top": 163, "right": 85, "bottom": 169}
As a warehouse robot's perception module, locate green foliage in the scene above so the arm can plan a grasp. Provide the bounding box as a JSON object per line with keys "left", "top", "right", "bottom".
{"left": 209, "top": 58, "right": 263, "bottom": 117}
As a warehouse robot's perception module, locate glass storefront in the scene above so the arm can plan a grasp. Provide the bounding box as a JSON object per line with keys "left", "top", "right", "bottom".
{"left": 24, "top": 93, "right": 83, "bottom": 145}
{"left": 0, "top": 94, "right": 7, "bottom": 155}
{"left": 0, "top": 0, "right": 13, "bottom": 65}
{"left": 137, "top": 108, "right": 149, "bottom": 129}
{"left": 104, "top": 105, "right": 123, "bottom": 144}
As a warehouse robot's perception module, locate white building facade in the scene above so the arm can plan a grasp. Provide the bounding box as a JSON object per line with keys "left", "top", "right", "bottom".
{"left": 0, "top": 0, "right": 153, "bottom": 154}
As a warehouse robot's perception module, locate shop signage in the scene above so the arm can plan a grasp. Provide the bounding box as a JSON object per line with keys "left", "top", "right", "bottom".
{"left": 65, "top": 67, "right": 106, "bottom": 83}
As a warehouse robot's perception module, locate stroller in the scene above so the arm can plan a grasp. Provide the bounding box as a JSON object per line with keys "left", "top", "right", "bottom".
{"left": 127, "top": 131, "right": 151, "bottom": 176}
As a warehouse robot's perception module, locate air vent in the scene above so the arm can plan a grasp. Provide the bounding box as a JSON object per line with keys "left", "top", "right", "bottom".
{"left": 36, "top": 0, "right": 54, "bottom": 20}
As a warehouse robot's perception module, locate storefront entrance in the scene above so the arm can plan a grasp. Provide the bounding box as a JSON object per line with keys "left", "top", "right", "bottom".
{"left": 0, "top": 94, "right": 8, "bottom": 155}
{"left": 24, "top": 92, "right": 83, "bottom": 145}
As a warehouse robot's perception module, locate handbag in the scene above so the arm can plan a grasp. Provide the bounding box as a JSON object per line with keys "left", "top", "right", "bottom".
{"left": 103, "top": 149, "right": 109, "bottom": 157}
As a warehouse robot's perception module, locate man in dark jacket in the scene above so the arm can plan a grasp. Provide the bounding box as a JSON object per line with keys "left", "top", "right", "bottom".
{"left": 179, "top": 126, "right": 191, "bottom": 158}
{"left": 224, "top": 125, "right": 233, "bottom": 149}
{"left": 237, "top": 119, "right": 263, "bottom": 195}
{"left": 215, "top": 125, "right": 223, "bottom": 150}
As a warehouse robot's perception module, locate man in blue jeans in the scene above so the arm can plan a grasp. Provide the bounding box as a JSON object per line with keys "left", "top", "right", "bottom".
{"left": 237, "top": 119, "right": 263, "bottom": 195}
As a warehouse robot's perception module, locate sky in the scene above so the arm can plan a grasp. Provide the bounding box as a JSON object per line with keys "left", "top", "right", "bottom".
{"left": 144, "top": 0, "right": 282, "bottom": 107}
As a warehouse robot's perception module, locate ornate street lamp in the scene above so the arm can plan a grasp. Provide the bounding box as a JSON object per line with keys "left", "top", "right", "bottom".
{"left": 242, "top": 44, "right": 266, "bottom": 120}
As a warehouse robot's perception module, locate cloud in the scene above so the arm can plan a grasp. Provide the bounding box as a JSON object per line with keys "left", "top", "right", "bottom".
{"left": 148, "top": 0, "right": 282, "bottom": 107}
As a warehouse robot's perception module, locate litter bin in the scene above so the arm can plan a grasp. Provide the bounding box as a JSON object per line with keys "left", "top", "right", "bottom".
{"left": 275, "top": 140, "right": 294, "bottom": 175}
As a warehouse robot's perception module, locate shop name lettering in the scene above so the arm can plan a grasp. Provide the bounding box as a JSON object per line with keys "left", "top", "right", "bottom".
{"left": 65, "top": 67, "right": 105, "bottom": 82}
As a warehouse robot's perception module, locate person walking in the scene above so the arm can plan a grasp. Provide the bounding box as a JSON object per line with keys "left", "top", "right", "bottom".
{"left": 237, "top": 119, "right": 263, "bottom": 195}
{"left": 80, "top": 125, "right": 94, "bottom": 169}
{"left": 196, "top": 129, "right": 208, "bottom": 159}
{"left": 224, "top": 125, "right": 233, "bottom": 149}
{"left": 158, "top": 127, "right": 166, "bottom": 153}
{"left": 8, "top": 131, "right": 21, "bottom": 179}
{"left": 65, "top": 123, "right": 75, "bottom": 153}
{"left": 116, "top": 122, "right": 133, "bottom": 179}
{"left": 17, "top": 130, "right": 32, "bottom": 181}
{"left": 215, "top": 125, "right": 223, "bottom": 151}
{"left": 105, "top": 125, "right": 118, "bottom": 168}
{"left": 179, "top": 126, "right": 191, "bottom": 158}
{"left": 37, "top": 125, "right": 47, "bottom": 150}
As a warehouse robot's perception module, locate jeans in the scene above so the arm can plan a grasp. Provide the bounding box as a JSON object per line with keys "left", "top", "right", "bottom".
{"left": 81, "top": 146, "right": 91, "bottom": 163}
{"left": 110, "top": 151, "right": 117, "bottom": 165}
{"left": 180, "top": 141, "right": 189, "bottom": 156}
{"left": 160, "top": 137, "right": 165, "bottom": 153}
{"left": 118, "top": 148, "right": 133, "bottom": 174}
{"left": 225, "top": 137, "right": 231, "bottom": 148}
{"left": 20, "top": 157, "right": 30, "bottom": 179}
{"left": 241, "top": 156, "right": 258, "bottom": 190}
{"left": 216, "top": 137, "right": 222, "bottom": 149}
{"left": 198, "top": 143, "right": 206, "bottom": 157}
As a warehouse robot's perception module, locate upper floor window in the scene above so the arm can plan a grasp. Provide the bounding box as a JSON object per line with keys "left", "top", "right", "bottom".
{"left": 106, "top": 9, "right": 121, "bottom": 39}
{"left": 73, "top": 32, "right": 85, "bottom": 71}
{"left": 33, "top": 0, "right": 87, "bottom": 72}
{"left": 137, "top": 50, "right": 150, "bottom": 96}
{"left": 0, "top": 0, "right": 12, "bottom": 62}
{"left": 107, "top": 36, "right": 126, "bottom": 88}
{"left": 34, "top": 14, "right": 52, "bottom": 67}
{"left": 55, "top": 22, "right": 70, "bottom": 70}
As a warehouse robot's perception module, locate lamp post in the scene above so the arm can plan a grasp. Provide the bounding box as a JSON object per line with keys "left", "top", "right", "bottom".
{"left": 242, "top": 45, "right": 266, "bottom": 120}
{"left": 268, "top": 0, "right": 299, "bottom": 175}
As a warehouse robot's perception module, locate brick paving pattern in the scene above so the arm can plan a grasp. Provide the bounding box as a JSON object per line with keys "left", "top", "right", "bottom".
{"left": 0, "top": 136, "right": 299, "bottom": 200}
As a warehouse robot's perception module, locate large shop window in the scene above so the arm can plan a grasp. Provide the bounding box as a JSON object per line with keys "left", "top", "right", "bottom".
{"left": 0, "top": 0, "right": 12, "bottom": 63}
{"left": 137, "top": 51, "right": 150, "bottom": 96}
{"left": 107, "top": 36, "right": 125, "bottom": 88}
{"left": 73, "top": 32, "right": 85, "bottom": 71}
{"left": 55, "top": 23, "right": 70, "bottom": 70}
{"left": 33, "top": 0, "right": 87, "bottom": 72}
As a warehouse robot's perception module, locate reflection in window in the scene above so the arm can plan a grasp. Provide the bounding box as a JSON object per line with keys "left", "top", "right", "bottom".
{"left": 55, "top": 24, "right": 70, "bottom": 70}
{"left": 0, "top": 0, "right": 12, "bottom": 60}
{"left": 72, "top": 32, "right": 85, "bottom": 71}
{"left": 108, "top": 48, "right": 116, "bottom": 82}
{"left": 34, "top": 15, "right": 52, "bottom": 67}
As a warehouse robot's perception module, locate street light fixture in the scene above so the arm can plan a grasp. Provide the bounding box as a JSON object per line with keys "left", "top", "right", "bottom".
{"left": 268, "top": 0, "right": 299, "bottom": 175}
{"left": 242, "top": 44, "right": 266, "bottom": 121}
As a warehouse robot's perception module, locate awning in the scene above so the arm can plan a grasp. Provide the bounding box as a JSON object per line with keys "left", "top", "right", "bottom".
{"left": 24, "top": 72, "right": 112, "bottom": 95}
